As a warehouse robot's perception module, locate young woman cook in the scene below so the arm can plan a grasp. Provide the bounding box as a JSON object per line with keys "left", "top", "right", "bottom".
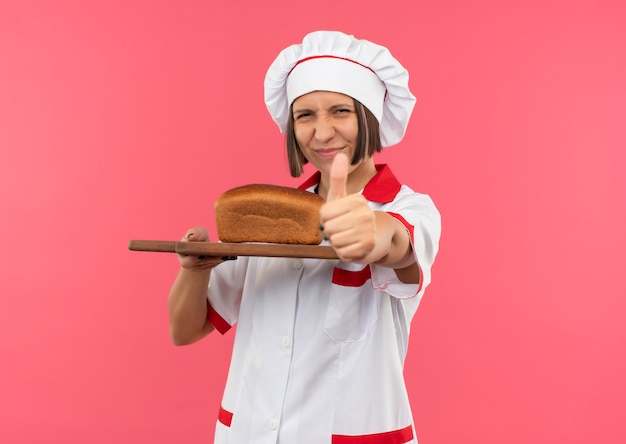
{"left": 168, "top": 31, "right": 441, "bottom": 444}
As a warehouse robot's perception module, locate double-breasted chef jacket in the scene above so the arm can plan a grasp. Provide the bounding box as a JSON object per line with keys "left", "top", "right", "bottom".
{"left": 207, "top": 164, "right": 441, "bottom": 444}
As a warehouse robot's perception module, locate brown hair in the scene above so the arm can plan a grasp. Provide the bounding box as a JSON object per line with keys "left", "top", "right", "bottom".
{"left": 286, "top": 98, "right": 382, "bottom": 177}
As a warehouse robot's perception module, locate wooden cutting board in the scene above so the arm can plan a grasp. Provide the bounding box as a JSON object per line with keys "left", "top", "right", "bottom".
{"left": 128, "top": 240, "right": 338, "bottom": 259}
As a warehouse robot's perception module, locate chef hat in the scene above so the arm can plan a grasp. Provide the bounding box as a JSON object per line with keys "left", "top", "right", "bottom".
{"left": 264, "top": 30, "right": 416, "bottom": 147}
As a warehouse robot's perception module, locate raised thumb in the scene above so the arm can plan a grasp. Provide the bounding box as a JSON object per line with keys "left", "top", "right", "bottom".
{"left": 326, "top": 153, "right": 349, "bottom": 202}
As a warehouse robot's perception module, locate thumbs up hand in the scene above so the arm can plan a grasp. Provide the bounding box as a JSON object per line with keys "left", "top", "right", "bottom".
{"left": 319, "top": 153, "right": 377, "bottom": 263}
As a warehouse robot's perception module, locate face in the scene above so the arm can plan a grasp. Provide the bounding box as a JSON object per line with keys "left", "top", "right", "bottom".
{"left": 291, "top": 90, "right": 363, "bottom": 178}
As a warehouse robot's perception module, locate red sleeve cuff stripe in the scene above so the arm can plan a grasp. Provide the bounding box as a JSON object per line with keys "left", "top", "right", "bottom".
{"left": 386, "top": 212, "right": 414, "bottom": 238}
{"left": 218, "top": 406, "right": 233, "bottom": 427}
{"left": 387, "top": 212, "right": 423, "bottom": 294}
{"left": 207, "top": 301, "right": 232, "bottom": 335}
{"left": 332, "top": 424, "right": 414, "bottom": 443}
{"left": 332, "top": 265, "right": 372, "bottom": 287}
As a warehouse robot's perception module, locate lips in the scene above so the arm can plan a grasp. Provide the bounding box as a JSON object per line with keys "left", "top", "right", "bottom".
{"left": 315, "top": 148, "right": 344, "bottom": 159}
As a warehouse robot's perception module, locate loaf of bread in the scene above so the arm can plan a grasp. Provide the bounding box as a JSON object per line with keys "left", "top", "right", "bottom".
{"left": 215, "top": 184, "right": 323, "bottom": 245}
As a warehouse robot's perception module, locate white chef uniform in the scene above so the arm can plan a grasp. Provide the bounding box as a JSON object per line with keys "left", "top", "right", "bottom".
{"left": 207, "top": 164, "right": 441, "bottom": 444}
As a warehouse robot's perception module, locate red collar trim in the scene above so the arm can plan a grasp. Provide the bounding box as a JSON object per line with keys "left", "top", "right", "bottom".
{"left": 298, "top": 164, "right": 401, "bottom": 203}
{"left": 297, "top": 171, "right": 321, "bottom": 191}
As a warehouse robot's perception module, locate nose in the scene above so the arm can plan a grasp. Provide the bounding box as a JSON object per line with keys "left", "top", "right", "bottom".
{"left": 313, "top": 118, "right": 335, "bottom": 143}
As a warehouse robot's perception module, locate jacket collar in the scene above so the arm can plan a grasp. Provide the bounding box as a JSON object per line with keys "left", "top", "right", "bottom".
{"left": 298, "top": 164, "right": 401, "bottom": 203}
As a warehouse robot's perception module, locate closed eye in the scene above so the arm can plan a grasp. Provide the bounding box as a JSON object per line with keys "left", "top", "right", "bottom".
{"left": 294, "top": 111, "right": 313, "bottom": 120}
{"left": 332, "top": 108, "right": 355, "bottom": 117}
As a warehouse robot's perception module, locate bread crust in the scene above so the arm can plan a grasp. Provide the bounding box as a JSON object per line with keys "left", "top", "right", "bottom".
{"left": 215, "top": 184, "right": 323, "bottom": 245}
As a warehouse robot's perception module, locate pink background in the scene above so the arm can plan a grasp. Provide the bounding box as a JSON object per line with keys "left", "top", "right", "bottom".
{"left": 1, "top": 0, "right": 625, "bottom": 442}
